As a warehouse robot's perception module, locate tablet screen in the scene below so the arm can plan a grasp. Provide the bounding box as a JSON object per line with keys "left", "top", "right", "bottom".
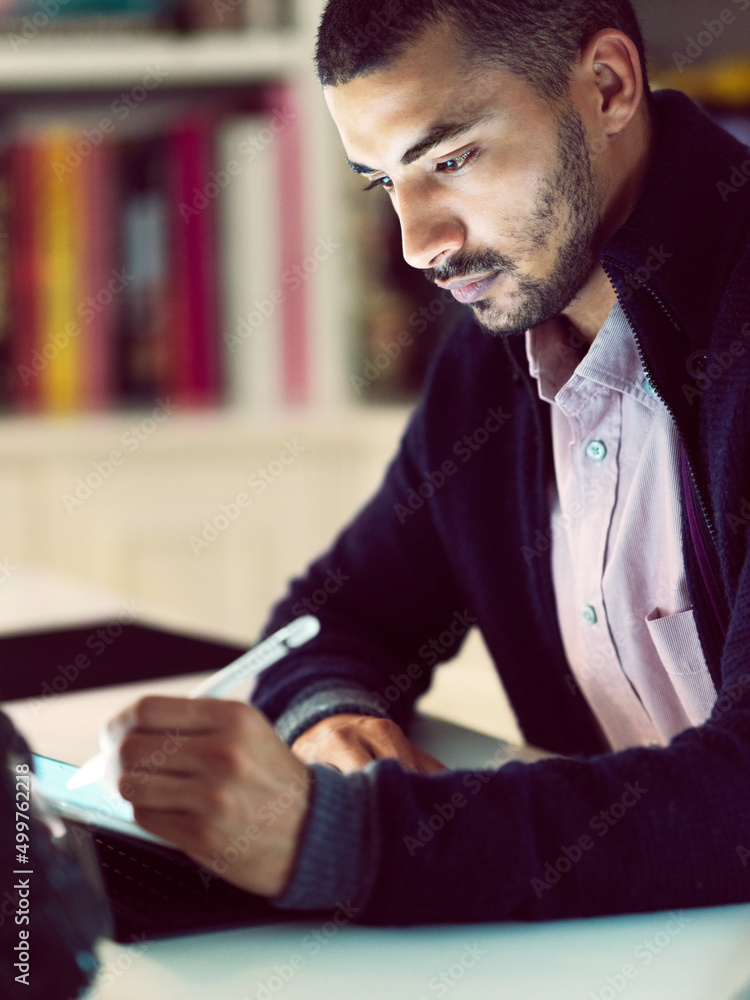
{"left": 32, "top": 753, "right": 171, "bottom": 846}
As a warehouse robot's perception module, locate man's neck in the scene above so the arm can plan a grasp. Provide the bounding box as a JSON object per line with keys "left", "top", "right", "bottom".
{"left": 562, "top": 266, "right": 619, "bottom": 344}
{"left": 562, "top": 103, "right": 656, "bottom": 345}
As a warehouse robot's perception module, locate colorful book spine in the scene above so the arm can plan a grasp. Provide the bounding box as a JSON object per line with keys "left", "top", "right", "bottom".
{"left": 166, "top": 116, "right": 222, "bottom": 408}
{"left": 7, "top": 139, "right": 41, "bottom": 412}
{"left": 0, "top": 157, "right": 10, "bottom": 410}
{"left": 267, "top": 84, "right": 309, "bottom": 408}
{"left": 218, "top": 112, "right": 282, "bottom": 411}
{"left": 37, "top": 128, "right": 84, "bottom": 413}
{"left": 116, "top": 134, "right": 169, "bottom": 405}
{"left": 3, "top": 90, "right": 308, "bottom": 415}
{"left": 80, "top": 137, "right": 118, "bottom": 410}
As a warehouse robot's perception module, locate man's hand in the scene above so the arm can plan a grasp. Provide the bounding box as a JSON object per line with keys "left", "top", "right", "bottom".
{"left": 106, "top": 696, "right": 309, "bottom": 898}
{"left": 291, "top": 714, "right": 447, "bottom": 775}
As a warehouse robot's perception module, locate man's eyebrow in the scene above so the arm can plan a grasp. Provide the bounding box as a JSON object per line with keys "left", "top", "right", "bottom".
{"left": 400, "top": 116, "right": 495, "bottom": 166}
{"left": 346, "top": 157, "right": 375, "bottom": 175}
{"left": 345, "top": 113, "right": 497, "bottom": 176}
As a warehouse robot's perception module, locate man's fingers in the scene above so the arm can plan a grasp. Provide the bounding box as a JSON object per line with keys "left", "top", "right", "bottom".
{"left": 291, "top": 714, "right": 448, "bottom": 774}
{"left": 102, "top": 695, "right": 311, "bottom": 898}
{"left": 128, "top": 806, "right": 217, "bottom": 855}
{"left": 323, "top": 743, "right": 381, "bottom": 774}
{"left": 106, "top": 695, "right": 256, "bottom": 741}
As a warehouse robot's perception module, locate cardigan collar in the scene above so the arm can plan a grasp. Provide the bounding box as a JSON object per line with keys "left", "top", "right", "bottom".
{"left": 600, "top": 89, "right": 750, "bottom": 438}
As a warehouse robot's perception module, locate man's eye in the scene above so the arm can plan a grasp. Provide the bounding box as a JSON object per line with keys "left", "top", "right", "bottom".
{"left": 436, "top": 149, "right": 476, "bottom": 173}
{"left": 363, "top": 175, "right": 393, "bottom": 192}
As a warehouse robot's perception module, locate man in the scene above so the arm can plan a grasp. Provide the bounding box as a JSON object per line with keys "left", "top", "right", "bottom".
{"left": 108, "top": 0, "right": 750, "bottom": 922}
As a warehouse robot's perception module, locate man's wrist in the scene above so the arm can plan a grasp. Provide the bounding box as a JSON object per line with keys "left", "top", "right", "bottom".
{"left": 272, "top": 681, "right": 391, "bottom": 745}
{"left": 271, "top": 763, "right": 379, "bottom": 913}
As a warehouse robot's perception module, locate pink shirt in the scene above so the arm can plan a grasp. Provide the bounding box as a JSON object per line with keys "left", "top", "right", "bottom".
{"left": 526, "top": 303, "right": 717, "bottom": 751}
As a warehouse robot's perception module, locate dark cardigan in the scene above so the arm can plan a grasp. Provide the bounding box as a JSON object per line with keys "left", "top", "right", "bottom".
{"left": 253, "top": 90, "right": 750, "bottom": 923}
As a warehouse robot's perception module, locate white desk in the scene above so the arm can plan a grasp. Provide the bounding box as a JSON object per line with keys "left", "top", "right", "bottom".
{"left": 2, "top": 568, "right": 750, "bottom": 1000}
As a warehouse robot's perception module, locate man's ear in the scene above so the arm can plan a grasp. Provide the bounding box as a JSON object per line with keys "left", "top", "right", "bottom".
{"left": 578, "top": 29, "right": 646, "bottom": 138}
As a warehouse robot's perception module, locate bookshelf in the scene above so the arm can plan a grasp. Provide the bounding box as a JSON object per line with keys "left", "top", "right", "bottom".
{"left": 0, "top": 0, "right": 361, "bottom": 416}
{"left": 0, "top": 32, "right": 307, "bottom": 89}
{"left": 0, "top": 0, "right": 419, "bottom": 641}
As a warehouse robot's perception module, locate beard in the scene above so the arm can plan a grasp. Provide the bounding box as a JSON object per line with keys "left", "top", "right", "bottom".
{"left": 425, "top": 104, "right": 605, "bottom": 336}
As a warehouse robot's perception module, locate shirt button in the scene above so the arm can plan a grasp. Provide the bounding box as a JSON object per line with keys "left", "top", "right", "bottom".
{"left": 585, "top": 440, "right": 607, "bottom": 462}
{"left": 642, "top": 377, "right": 658, "bottom": 397}
{"left": 582, "top": 605, "right": 598, "bottom": 625}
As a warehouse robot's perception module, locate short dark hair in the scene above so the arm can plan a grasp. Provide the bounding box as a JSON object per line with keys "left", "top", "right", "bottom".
{"left": 315, "top": 0, "right": 650, "bottom": 103}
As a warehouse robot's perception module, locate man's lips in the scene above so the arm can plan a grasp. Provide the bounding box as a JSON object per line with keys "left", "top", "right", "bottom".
{"left": 439, "top": 271, "right": 500, "bottom": 305}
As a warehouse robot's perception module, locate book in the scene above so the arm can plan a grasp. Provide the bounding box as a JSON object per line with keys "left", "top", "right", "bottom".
{"left": 80, "top": 135, "right": 119, "bottom": 410}
{"left": 268, "top": 84, "right": 309, "bottom": 407}
{"left": 0, "top": 0, "right": 179, "bottom": 32}
{"left": 7, "top": 138, "right": 42, "bottom": 411}
{"left": 218, "top": 112, "right": 283, "bottom": 411}
{"left": 1, "top": 90, "right": 298, "bottom": 415}
{"left": 116, "top": 133, "right": 171, "bottom": 404}
{"left": 166, "top": 114, "right": 222, "bottom": 408}
{"left": 38, "top": 127, "right": 83, "bottom": 413}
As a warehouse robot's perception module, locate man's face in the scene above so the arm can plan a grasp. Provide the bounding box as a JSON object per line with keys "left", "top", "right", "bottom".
{"left": 324, "top": 22, "right": 606, "bottom": 335}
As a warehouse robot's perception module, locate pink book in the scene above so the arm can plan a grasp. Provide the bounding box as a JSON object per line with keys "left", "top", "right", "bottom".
{"left": 266, "top": 84, "right": 309, "bottom": 408}
{"left": 80, "top": 138, "right": 118, "bottom": 410}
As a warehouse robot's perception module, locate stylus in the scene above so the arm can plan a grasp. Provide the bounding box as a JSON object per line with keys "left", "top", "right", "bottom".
{"left": 66, "top": 614, "right": 320, "bottom": 790}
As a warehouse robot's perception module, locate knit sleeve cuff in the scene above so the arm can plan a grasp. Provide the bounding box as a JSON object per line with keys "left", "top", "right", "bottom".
{"left": 273, "top": 683, "right": 391, "bottom": 745}
{"left": 271, "top": 763, "right": 379, "bottom": 914}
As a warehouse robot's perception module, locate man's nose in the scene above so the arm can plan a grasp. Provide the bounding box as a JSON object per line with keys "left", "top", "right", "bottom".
{"left": 396, "top": 184, "right": 465, "bottom": 270}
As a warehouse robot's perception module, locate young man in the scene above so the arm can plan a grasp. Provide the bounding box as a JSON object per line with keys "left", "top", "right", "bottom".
{"left": 109, "top": 0, "right": 750, "bottom": 922}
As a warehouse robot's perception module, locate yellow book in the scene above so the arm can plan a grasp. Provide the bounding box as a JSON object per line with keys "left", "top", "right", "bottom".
{"left": 655, "top": 56, "right": 750, "bottom": 108}
{"left": 37, "top": 127, "right": 83, "bottom": 413}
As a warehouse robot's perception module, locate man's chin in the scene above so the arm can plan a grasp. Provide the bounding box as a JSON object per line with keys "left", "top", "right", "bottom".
{"left": 469, "top": 299, "right": 534, "bottom": 337}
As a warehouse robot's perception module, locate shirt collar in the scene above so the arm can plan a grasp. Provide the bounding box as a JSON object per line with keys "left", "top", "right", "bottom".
{"left": 526, "top": 300, "right": 659, "bottom": 407}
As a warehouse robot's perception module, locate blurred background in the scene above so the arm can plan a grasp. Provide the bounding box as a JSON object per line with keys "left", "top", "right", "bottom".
{"left": 0, "top": 0, "right": 746, "bottom": 735}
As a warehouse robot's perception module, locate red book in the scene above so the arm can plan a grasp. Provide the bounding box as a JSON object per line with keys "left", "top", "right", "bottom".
{"left": 7, "top": 139, "right": 42, "bottom": 412}
{"left": 165, "top": 115, "right": 221, "bottom": 408}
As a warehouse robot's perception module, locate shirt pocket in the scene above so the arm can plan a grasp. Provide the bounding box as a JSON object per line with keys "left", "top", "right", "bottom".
{"left": 645, "top": 608, "right": 717, "bottom": 727}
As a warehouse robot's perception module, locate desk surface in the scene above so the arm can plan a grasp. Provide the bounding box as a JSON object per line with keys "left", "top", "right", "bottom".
{"left": 2, "top": 567, "right": 750, "bottom": 1000}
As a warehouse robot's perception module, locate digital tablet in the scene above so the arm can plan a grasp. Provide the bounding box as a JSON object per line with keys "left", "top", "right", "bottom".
{"left": 30, "top": 753, "right": 320, "bottom": 941}
{"left": 32, "top": 753, "right": 172, "bottom": 847}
